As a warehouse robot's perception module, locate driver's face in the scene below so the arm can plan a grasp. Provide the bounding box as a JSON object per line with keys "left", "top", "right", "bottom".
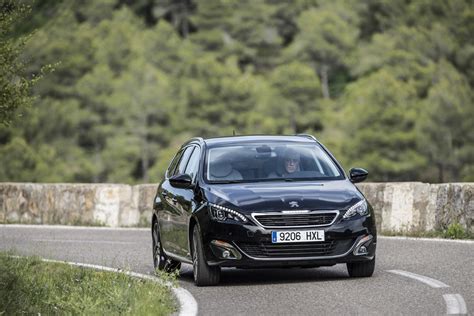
{"left": 284, "top": 158, "right": 299, "bottom": 173}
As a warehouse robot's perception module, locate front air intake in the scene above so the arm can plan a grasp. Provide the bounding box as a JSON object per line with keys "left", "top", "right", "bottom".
{"left": 252, "top": 211, "right": 339, "bottom": 228}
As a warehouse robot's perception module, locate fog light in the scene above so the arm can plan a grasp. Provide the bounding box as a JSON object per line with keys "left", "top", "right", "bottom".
{"left": 353, "top": 235, "right": 373, "bottom": 256}
{"left": 210, "top": 240, "right": 242, "bottom": 260}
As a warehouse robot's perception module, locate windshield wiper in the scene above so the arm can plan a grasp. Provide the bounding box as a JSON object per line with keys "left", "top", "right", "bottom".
{"left": 211, "top": 180, "right": 243, "bottom": 184}
{"left": 254, "top": 178, "right": 296, "bottom": 182}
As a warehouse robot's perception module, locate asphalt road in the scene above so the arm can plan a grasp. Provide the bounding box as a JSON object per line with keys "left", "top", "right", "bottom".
{"left": 1, "top": 225, "right": 472, "bottom": 315}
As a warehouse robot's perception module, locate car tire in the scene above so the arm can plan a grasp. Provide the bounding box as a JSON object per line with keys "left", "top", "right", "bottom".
{"left": 152, "top": 221, "right": 181, "bottom": 273}
{"left": 192, "top": 225, "right": 220, "bottom": 286}
{"left": 347, "top": 256, "right": 375, "bottom": 277}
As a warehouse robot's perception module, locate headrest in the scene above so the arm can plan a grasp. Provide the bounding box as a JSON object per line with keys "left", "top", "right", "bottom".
{"left": 284, "top": 148, "right": 301, "bottom": 161}
{"left": 210, "top": 161, "right": 232, "bottom": 178}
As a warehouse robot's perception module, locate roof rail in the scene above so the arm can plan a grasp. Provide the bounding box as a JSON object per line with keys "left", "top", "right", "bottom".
{"left": 295, "top": 133, "right": 318, "bottom": 141}
{"left": 186, "top": 137, "right": 204, "bottom": 144}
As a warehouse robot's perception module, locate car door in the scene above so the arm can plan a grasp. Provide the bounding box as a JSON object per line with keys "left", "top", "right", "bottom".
{"left": 175, "top": 145, "right": 202, "bottom": 256}
{"left": 167, "top": 145, "right": 202, "bottom": 258}
{"left": 159, "top": 147, "right": 193, "bottom": 256}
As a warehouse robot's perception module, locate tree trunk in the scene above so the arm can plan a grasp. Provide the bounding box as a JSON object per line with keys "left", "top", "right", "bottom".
{"left": 320, "top": 64, "right": 330, "bottom": 99}
{"left": 142, "top": 142, "right": 149, "bottom": 183}
{"left": 181, "top": 3, "right": 189, "bottom": 38}
{"left": 438, "top": 163, "right": 444, "bottom": 183}
{"left": 140, "top": 113, "right": 149, "bottom": 183}
{"left": 291, "top": 112, "right": 296, "bottom": 133}
{"left": 181, "top": 18, "right": 189, "bottom": 38}
{"left": 93, "top": 144, "right": 101, "bottom": 183}
{"left": 137, "top": 98, "right": 149, "bottom": 183}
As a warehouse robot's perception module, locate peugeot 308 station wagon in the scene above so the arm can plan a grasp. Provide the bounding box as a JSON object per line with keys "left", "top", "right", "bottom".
{"left": 152, "top": 135, "right": 376, "bottom": 286}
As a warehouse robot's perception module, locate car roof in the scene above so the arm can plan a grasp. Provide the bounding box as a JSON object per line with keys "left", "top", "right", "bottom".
{"left": 202, "top": 135, "right": 317, "bottom": 146}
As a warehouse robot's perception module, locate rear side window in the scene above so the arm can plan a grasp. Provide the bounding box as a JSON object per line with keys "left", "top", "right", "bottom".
{"left": 167, "top": 149, "right": 183, "bottom": 177}
{"left": 184, "top": 146, "right": 201, "bottom": 182}
{"left": 175, "top": 146, "right": 194, "bottom": 176}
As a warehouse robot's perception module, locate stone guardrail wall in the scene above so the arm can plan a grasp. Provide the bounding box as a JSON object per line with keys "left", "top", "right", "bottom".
{"left": 0, "top": 182, "right": 472, "bottom": 234}
{"left": 0, "top": 183, "right": 156, "bottom": 227}
{"left": 358, "top": 182, "right": 473, "bottom": 234}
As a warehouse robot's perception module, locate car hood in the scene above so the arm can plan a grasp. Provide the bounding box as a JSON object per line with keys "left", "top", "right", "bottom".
{"left": 203, "top": 180, "right": 363, "bottom": 213}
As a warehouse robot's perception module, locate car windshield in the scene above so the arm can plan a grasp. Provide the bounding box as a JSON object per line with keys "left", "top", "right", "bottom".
{"left": 205, "top": 142, "right": 343, "bottom": 183}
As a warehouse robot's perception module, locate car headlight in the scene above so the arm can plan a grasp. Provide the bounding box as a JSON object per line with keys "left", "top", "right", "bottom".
{"left": 209, "top": 203, "right": 247, "bottom": 223}
{"left": 343, "top": 199, "right": 369, "bottom": 219}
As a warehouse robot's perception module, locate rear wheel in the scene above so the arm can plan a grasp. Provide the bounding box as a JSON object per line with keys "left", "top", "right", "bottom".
{"left": 191, "top": 225, "right": 220, "bottom": 286}
{"left": 152, "top": 221, "right": 181, "bottom": 273}
{"left": 347, "top": 256, "right": 375, "bottom": 277}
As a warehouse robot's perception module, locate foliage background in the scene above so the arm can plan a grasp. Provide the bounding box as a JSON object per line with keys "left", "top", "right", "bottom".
{"left": 1, "top": 0, "right": 473, "bottom": 184}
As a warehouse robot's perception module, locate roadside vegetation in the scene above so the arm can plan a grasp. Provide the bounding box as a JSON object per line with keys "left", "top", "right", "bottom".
{"left": 382, "top": 223, "right": 474, "bottom": 240}
{"left": 0, "top": 253, "right": 177, "bottom": 315}
{"left": 1, "top": 0, "right": 473, "bottom": 184}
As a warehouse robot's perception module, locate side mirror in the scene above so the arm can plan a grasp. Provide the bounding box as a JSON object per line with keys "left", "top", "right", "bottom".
{"left": 169, "top": 174, "right": 194, "bottom": 189}
{"left": 349, "top": 168, "right": 368, "bottom": 183}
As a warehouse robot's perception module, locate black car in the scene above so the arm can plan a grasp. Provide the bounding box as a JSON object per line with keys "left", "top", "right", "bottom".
{"left": 152, "top": 135, "right": 376, "bottom": 286}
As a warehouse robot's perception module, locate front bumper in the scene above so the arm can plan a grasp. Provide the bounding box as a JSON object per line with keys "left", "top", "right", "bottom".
{"left": 200, "top": 215, "right": 377, "bottom": 268}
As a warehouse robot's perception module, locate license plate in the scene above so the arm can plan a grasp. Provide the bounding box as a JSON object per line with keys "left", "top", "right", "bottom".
{"left": 271, "top": 230, "right": 325, "bottom": 243}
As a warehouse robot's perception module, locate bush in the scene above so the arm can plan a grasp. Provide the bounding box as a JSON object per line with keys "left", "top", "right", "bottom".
{"left": 442, "top": 223, "right": 467, "bottom": 239}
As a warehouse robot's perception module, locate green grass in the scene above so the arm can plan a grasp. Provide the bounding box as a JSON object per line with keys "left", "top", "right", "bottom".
{"left": 441, "top": 223, "right": 471, "bottom": 239}
{"left": 0, "top": 253, "right": 177, "bottom": 315}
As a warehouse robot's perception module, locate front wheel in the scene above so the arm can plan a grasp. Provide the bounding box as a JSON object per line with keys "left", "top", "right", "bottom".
{"left": 152, "top": 221, "right": 181, "bottom": 273}
{"left": 347, "top": 256, "right": 375, "bottom": 277}
{"left": 192, "top": 225, "right": 220, "bottom": 286}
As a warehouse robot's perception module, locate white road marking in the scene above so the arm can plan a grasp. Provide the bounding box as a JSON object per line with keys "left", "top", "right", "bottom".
{"left": 443, "top": 294, "right": 467, "bottom": 315}
{"left": 387, "top": 270, "right": 449, "bottom": 288}
{"left": 379, "top": 236, "right": 474, "bottom": 244}
{"left": 14, "top": 257, "right": 199, "bottom": 316}
{"left": 32, "top": 239, "right": 138, "bottom": 245}
{"left": 388, "top": 270, "right": 468, "bottom": 314}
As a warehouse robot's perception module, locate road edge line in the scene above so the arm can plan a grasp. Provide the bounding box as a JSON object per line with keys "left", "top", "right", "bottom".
{"left": 379, "top": 235, "right": 474, "bottom": 244}
{"left": 443, "top": 294, "right": 468, "bottom": 315}
{"left": 387, "top": 269, "right": 449, "bottom": 288}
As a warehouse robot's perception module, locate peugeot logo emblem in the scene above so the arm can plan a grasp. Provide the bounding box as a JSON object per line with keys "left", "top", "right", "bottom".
{"left": 289, "top": 201, "right": 299, "bottom": 208}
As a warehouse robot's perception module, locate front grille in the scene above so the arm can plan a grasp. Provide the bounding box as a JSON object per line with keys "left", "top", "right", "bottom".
{"left": 253, "top": 212, "right": 338, "bottom": 227}
{"left": 237, "top": 239, "right": 353, "bottom": 258}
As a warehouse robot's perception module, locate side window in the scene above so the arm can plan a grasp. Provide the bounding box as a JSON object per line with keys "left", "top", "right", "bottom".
{"left": 184, "top": 146, "right": 201, "bottom": 181}
{"left": 176, "top": 147, "right": 194, "bottom": 176}
{"left": 167, "top": 149, "right": 183, "bottom": 178}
